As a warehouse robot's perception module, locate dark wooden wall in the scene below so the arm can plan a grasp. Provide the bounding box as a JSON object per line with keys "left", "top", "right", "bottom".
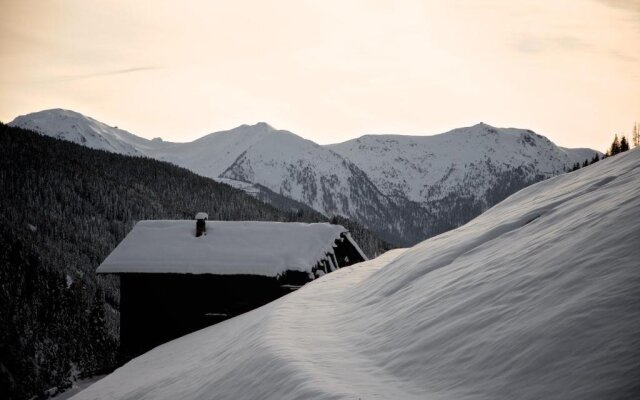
{"left": 335, "top": 234, "right": 367, "bottom": 267}
{"left": 120, "top": 274, "right": 287, "bottom": 359}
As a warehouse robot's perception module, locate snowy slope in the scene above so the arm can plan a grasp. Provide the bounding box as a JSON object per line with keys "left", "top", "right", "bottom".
{"left": 560, "top": 146, "right": 601, "bottom": 164}
{"left": 218, "top": 128, "right": 391, "bottom": 217}
{"left": 73, "top": 149, "right": 640, "bottom": 399}
{"left": 9, "top": 109, "right": 165, "bottom": 156}
{"left": 150, "top": 122, "right": 274, "bottom": 178}
{"left": 327, "top": 123, "right": 599, "bottom": 204}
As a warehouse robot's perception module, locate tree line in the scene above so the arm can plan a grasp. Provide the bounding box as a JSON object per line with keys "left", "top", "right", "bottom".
{"left": 568, "top": 122, "right": 637, "bottom": 172}
{"left": 606, "top": 122, "right": 638, "bottom": 157}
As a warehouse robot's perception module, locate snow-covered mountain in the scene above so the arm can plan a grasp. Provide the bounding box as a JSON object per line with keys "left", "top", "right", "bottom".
{"left": 9, "top": 109, "right": 161, "bottom": 156}
{"left": 216, "top": 127, "right": 403, "bottom": 235}
{"left": 152, "top": 122, "right": 275, "bottom": 178}
{"left": 328, "top": 123, "right": 595, "bottom": 205}
{"left": 8, "top": 110, "right": 408, "bottom": 243}
{"left": 9, "top": 109, "right": 600, "bottom": 245}
{"left": 150, "top": 122, "right": 406, "bottom": 242}
{"left": 71, "top": 148, "right": 640, "bottom": 400}
{"left": 152, "top": 123, "right": 392, "bottom": 221}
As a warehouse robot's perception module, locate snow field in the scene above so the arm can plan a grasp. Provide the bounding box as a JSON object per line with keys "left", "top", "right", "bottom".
{"left": 75, "top": 149, "right": 640, "bottom": 399}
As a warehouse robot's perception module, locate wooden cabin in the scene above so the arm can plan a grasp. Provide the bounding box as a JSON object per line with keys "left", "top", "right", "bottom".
{"left": 96, "top": 215, "right": 367, "bottom": 359}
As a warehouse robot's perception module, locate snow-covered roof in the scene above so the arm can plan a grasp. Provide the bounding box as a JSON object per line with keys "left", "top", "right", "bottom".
{"left": 97, "top": 221, "right": 355, "bottom": 276}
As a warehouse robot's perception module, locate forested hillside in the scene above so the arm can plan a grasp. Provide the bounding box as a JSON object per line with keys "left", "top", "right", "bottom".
{"left": 0, "top": 123, "right": 389, "bottom": 399}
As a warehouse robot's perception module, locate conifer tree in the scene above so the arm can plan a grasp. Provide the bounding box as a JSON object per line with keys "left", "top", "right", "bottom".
{"left": 610, "top": 134, "right": 621, "bottom": 156}
{"left": 633, "top": 122, "right": 639, "bottom": 148}
{"left": 620, "top": 135, "right": 629, "bottom": 152}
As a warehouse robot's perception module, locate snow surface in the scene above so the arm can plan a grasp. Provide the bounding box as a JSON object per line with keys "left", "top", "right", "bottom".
{"left": 96, "top": 221, "right": 351, "bottom": 276}
{"left": 51, "top": 375, "right": 107, "bottom": 400}
{"left": 75, "top": 150, "right": 639, "bottom": 399}
{"left": 213, "top": 177, "right": 262, "bottom": 195}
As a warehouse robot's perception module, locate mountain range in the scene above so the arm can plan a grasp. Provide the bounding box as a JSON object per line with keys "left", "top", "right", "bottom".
{"left": 9, "top": 109, "right": 599, "bottom": 245}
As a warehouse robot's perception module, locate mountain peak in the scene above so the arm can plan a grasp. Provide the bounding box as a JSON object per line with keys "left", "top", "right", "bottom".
{"left": 469, "top": 122, "right": 497, "bottom": 131}
{"left": 11, "top": 108, "right": 87, "bottom": 123}
{"left": 40, "top": 108, "right": 84, "bottom": 116}
{"left": 9, "top": 108, "right": 145, "bottom": 156}
{"left": 233, "top": 122, "right": 276, "bottom": 132}
{"left": 254, "top": 122, "right": 274, "bottom": 130}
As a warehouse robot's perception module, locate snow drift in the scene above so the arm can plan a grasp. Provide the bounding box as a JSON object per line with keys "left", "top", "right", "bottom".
{"left": 76, "top": 149, "right": 640, "bottom": 399}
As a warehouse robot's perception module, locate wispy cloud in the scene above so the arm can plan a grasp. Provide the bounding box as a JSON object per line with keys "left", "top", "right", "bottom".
{"left": 513, "top": 34, "right": 591, "bottom": 54}
{"left": 596, "top": 0, "right": 640, "bottom": 25}
{"left": 596, "top": 0, "right": 640, "bottom": 14}
{"left": 609, "top": 49, "right": 638, "bottom": 62}
{"left": 50, "top": 66, "right": 162, "bottom": 82}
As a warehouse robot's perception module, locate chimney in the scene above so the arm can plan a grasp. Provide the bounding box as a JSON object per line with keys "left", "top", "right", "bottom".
{"left": 195, "top": 212, "right": 208, "bottom": 237}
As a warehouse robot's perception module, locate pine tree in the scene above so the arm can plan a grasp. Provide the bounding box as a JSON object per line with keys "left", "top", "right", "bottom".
{"left": 610, "top": 134, "right": 621, "bottom": 156}
{"left": 633, "top": 122, "right": 639, "bottom": 148}
{"left": 620, "top": 135, "right": 629, "bottom": 152}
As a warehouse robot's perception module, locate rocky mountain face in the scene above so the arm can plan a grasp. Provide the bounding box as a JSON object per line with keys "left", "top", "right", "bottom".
{"left": 328, "top": 123, "right": 587, "bottom": 203}
{"left": 327, "top": 124, "right": 599, "bottom": 238}
{"left": 215, "top": 128, "right": 410, "bottom": 243}
{"left": 9, "top": 110, "right": 600, "bottom": 245}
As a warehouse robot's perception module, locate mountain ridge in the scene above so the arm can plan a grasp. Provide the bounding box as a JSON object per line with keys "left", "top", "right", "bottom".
{"left": 9, "top": 109, "right": 601, "bottom": 244}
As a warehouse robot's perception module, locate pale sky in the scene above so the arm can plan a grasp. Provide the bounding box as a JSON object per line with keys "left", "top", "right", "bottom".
{"left": 1, "top": 0, "right": 639, "bottom": 151}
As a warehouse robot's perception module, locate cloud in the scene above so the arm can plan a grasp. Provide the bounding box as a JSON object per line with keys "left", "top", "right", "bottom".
{"left": 596, "top": 0, "right": 640, "bottom": 25}
{"left": 513, "top": 34, "right": 591, "bottom": 54}
{"left": 609, "top": 49, "right": 638, "bottom": 62}
{"left": 596, "top": 0, "right": 640, "bottom": 14}
{"left": 51, "top": 66, "right": 162, "bottom": 82}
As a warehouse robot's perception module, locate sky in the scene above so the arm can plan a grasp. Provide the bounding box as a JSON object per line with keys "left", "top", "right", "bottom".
{"left": 1, "top": 0, "right": 639, "bottom": 151}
